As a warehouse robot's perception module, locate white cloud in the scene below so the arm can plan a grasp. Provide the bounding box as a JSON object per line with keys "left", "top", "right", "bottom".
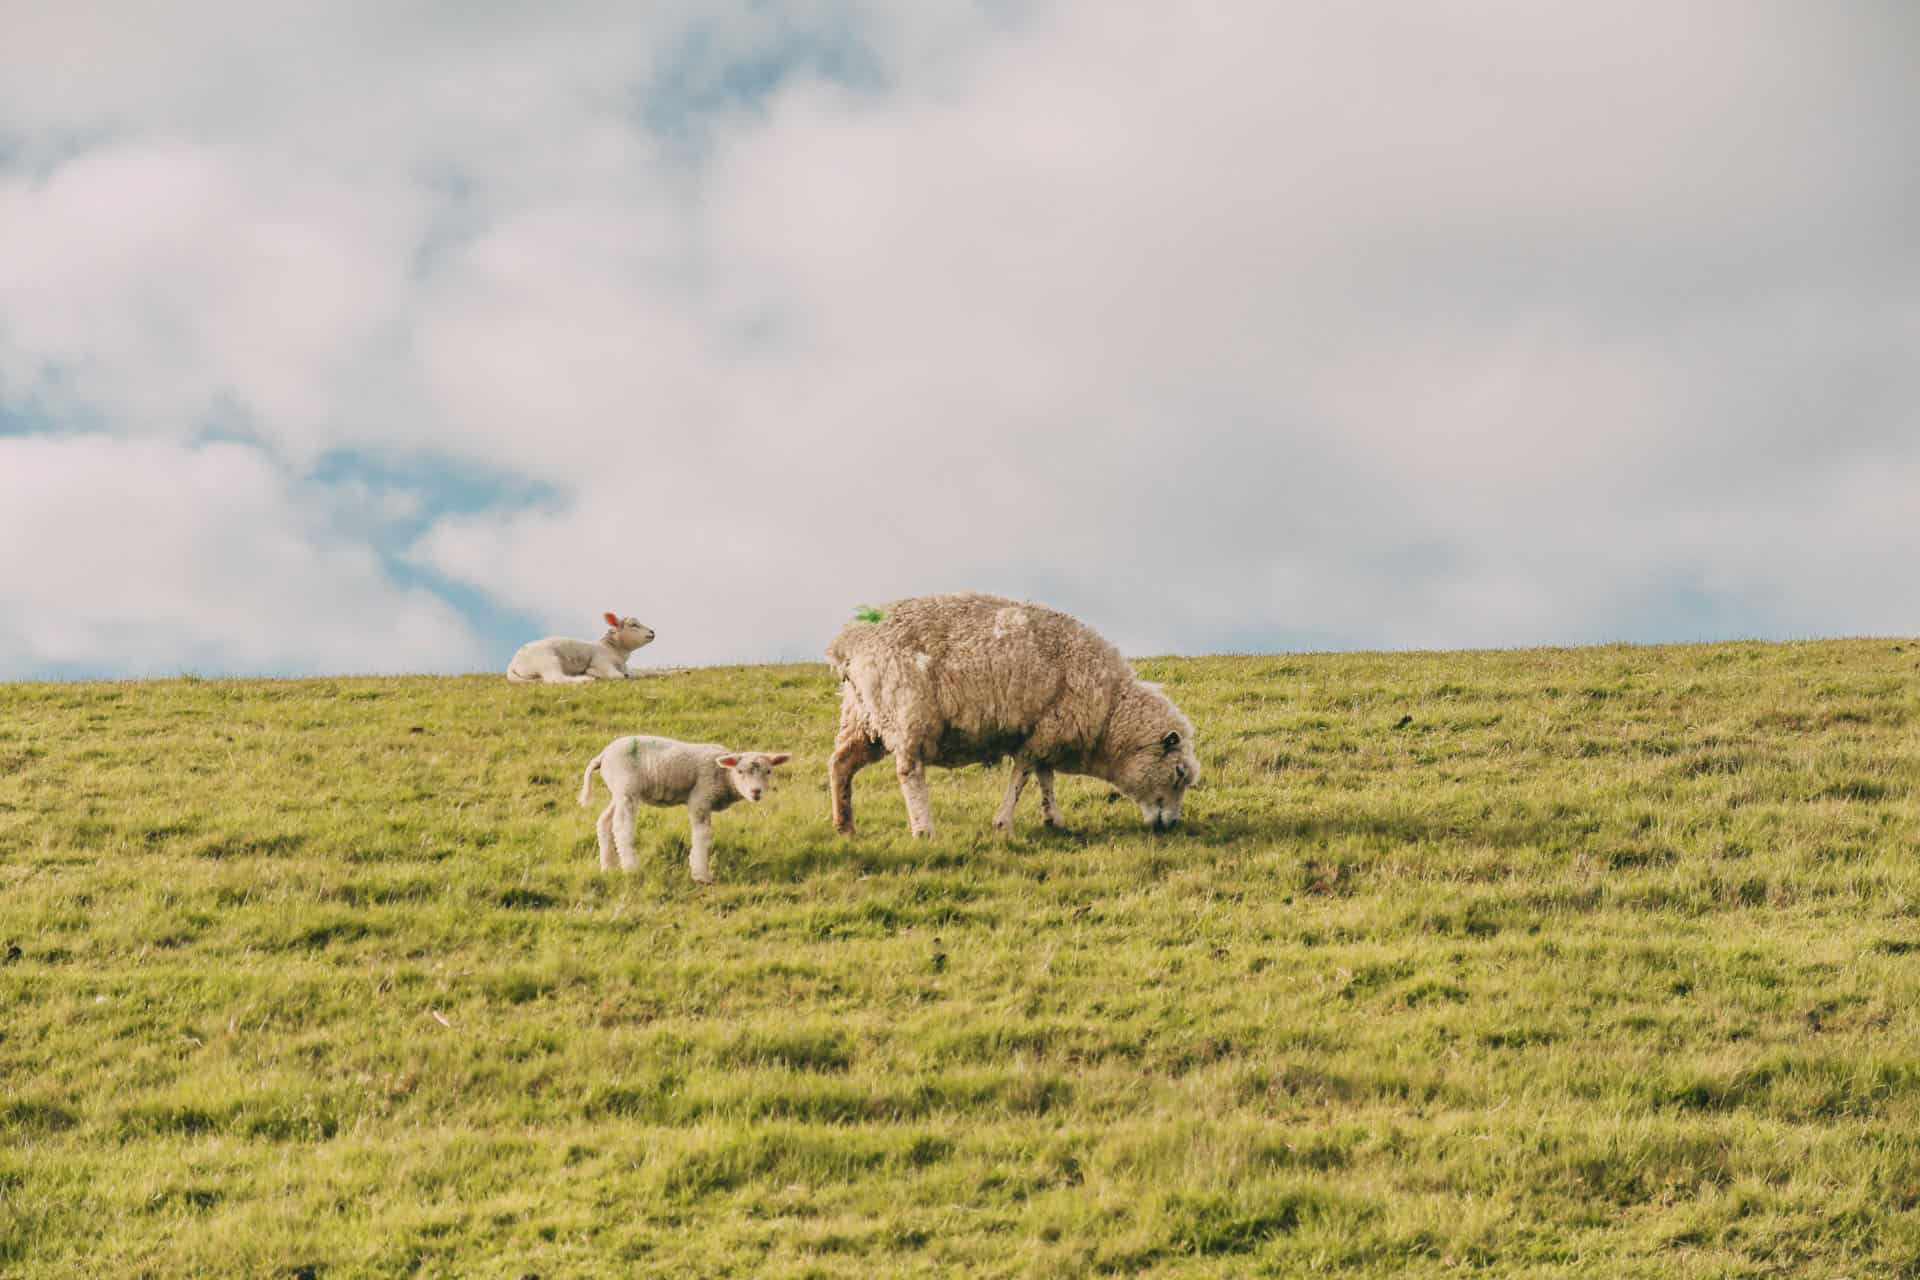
{"left": 0, "top": 139, "right": 427, "bottom": 451}
{"left": 1, "top": 1, "right": 1916, "bottom": 677}
{"left": 415, "top": 0, "right": 1914, "bottom": 655}
{"left": 0, "top": 435, "right": 487, "bottom": 677}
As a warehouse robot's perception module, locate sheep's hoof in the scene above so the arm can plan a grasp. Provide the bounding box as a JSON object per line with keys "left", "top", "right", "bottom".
{"left": 992, "top": 818, "right": 1013, "bottom": 834}
{"left": 691, "top": 873, "right": 714, "bottom": 886}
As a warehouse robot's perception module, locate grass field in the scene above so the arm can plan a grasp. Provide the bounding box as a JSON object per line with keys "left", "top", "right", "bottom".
{"left": 4, "top": 639, "right": 1920, "bottom": 1277}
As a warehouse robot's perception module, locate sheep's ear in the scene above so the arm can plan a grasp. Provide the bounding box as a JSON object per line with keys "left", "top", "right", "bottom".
{"left": 715, "top": 755, "right": 740, "bottom": 769}
{"left": 766, "top": 753, "right": 792, "bottom": 766}
{"left": 1160, "top": 730, "right": 1182, "bottom": 754}
{"left": 604, "top": 612, "right": 621, "bottom": 627}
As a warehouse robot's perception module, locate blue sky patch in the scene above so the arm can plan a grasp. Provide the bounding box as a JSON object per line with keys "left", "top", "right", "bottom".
{"left": 639, "top": 12, "right": 888, "bottom": 149}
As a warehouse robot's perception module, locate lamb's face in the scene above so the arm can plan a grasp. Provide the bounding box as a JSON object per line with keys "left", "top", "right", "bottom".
{"left": 1114, "top": 730, "right": 1200, "bottom": 831}
{"left": 602, "top": 615, "right": 655, "bottom": 650}
{"left": 716, "top": 752, "right": 793, "bottom": 802}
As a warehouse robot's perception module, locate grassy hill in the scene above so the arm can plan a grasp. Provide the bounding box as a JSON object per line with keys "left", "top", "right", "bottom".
{"left": 4, "top": 639, "right": 1919, "bottom": 1277}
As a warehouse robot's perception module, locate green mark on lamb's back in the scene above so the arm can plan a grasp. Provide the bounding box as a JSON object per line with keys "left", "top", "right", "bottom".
{"left": 853, "top": 605, "right": 885, "bottom": 623}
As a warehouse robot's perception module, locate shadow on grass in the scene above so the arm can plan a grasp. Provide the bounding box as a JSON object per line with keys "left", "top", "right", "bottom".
{"left": 2, "top": 1097, "right": 80, "bottom": 1134}
{"left": 731, "top": 802, "right": 1595, "bottom": 888}
{"left": 195, "top": 832, "right": 308, "bottom": 860}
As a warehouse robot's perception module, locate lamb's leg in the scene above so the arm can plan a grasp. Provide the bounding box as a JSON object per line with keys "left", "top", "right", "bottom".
{"left": 829, "top": 716, "right": 885, "bottom": 836}
{"left": 1036, "top": 767, "right": 1069, "bottom": 831}
{"left": 993, "top": 761, "right": 1031, "bottom": 833}
{"left": 595, "top": 803, "right": 618, "bottom": 871}
{"left": 687, "top": 807, "right": 715, "bottom": 884}
{"left": 896, "top": 750, "right": 934, "bottom": 839}
{"left": 544, "top": 654, "right": 599, "bottom": 683}
{"left": 526, "top": 656, "right": 595, "bottom": 684}
{"left": 611, "top": 799, "right": 640, "bottom": 872}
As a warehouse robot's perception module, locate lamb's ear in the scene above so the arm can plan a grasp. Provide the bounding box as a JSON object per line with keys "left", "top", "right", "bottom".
{"left": 1160, "top": 730, "right": 1182, "bottom": 754}
{"left": 604, "top": 612, "right": 621, "bottom": 628}
{"left": 766, "top": 753, "right": 792, "bottom": 767}
{"left": 715, "top": 755, "right": 740, "bottom": 769}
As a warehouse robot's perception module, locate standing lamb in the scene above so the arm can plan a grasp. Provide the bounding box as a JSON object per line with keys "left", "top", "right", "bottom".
{"left": 578, "top": 735, "right": 792, "bottom": 883}
{"left": 507, "top": 613, "right": 655, "bottom": 683}
{"left": 826, "top": 593, "right": 1200, "bottom": 838}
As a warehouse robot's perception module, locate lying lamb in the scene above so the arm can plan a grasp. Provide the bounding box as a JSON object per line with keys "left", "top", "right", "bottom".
{"left": 578, "top": 735, "right": 792, "bottom": 883}
{"left": 507, "top": 613, "right": 655, "bottom": 683}
{"left": 826, "top": 592, "right": 1201, "bottom": 837}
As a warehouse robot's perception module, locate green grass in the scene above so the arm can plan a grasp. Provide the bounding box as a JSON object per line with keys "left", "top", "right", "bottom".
{"left": 4, "top": 639, "right": 1920, "bottom": 1277}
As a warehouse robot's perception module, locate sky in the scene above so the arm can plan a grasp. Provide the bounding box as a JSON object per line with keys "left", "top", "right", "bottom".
{"left": 1, "top": 1, "right": 1915, "bottom": 678}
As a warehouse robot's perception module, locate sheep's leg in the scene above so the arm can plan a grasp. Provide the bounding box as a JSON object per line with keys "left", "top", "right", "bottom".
{"left": 687, "top": 807, "right": 715, "bottom": 884}
{"left": 1036, "top": 767, "right": 1069, "bottom": 831}
{"left": 611, "top": 799, "right": 641, "bottom": 872}
{"left": 895, "top": 750, "right": 935, "bottom": 839}
{"left": 829, "top": 721, "right": 886, "bottom": 836}
{"left": 595, "top": 803, "right": 618, "bottom": 871}
{"left": 993, "top": 761, "right": 1031, "bottom": 833}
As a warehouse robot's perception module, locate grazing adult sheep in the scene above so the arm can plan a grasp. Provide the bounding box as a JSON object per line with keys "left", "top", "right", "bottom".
{"left": 507, "top": 613, "right": 655, "bottom": 683}
{"left": 826, "top": 593, "right": 1200, "bottom": 838}
{"left": 578, "top": 735, "right": 792, "bottom": 883}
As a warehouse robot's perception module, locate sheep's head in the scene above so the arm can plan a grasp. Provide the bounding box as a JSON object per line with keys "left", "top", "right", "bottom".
{"left": 1106, "top": 688, "right": 1200, "bottom": 830}
{"left": 603, "top": 613, "right": 656, "bottom": 651}
{"left": 716, "top": 752, "right": 793, "bottom": 802}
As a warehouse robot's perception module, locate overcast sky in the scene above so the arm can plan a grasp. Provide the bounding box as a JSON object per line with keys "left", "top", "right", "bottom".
{"left": 2, "top": 2, "right": 1915, "bottom": 678}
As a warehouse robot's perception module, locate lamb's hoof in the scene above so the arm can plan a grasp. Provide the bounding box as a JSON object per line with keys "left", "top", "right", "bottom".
{"left": 992, "top": 819, "right": 1012, "bottom": 834}
{"left": 691, "top": 874, "right": 714, "bottom": 886}
{"left": 834, "top": 821, "right": 856, "bottom": 837}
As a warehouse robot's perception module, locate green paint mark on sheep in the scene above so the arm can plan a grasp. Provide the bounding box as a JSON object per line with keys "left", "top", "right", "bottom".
{"left": 853, "top": 606, "right": 885, "bottom": 623}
